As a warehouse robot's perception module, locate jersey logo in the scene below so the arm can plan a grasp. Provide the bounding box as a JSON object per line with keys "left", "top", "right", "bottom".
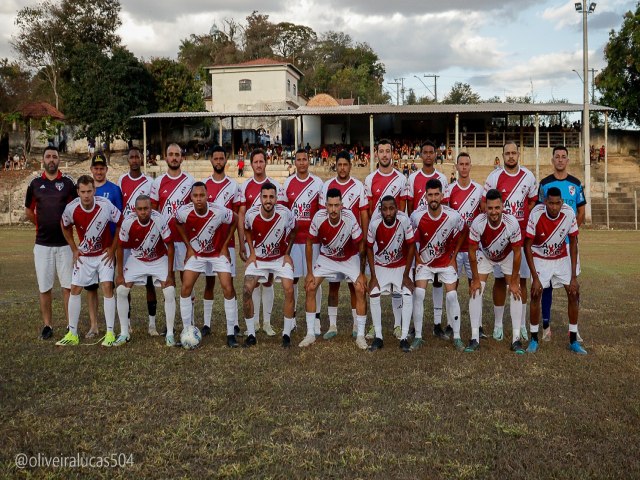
{"left": 569, "top": 185, "right": 576, "bottom": 196}
{"left": 40, "top": 185, "right": 46, "bottom": 189}
{"left": 55, "top": 182, "right": 64, "bottom": 191}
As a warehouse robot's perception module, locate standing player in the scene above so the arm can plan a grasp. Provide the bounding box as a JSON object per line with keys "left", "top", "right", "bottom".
{"left": 465, "top": 189, "right": 524, "bottom": 353}
{"left": 114, "top": 195, "right": 176, "bottom": 346}
{"left": 482, "top": 141, "right": 537, "bottom": 341}
{"left": 237, "top": 149, "right": 283, "bottom": 336}
{"left": 364, "top": 139, "right": 407, "bottom": 339}
{"left": 410, "top": 179, "right": 466, "bottom": 351}
{"left": 367, "top": 196, "right": 415, "bottom": 352}
{"left": 243, "top": 183, "right": 296, "bottom": 348}
{"left": 25, "top": 146, "right": 76, "bottom": 340}
{"left": 302, "top": 188, "right": 368, "bottom": 349}
{"left": 320, "top": 151, "right": 369, "bottom": 338}
{"left": 406, "top": 141, "right": 451, "bottom": 340}
{"left": 282, "top": 148, "right": 324, "bottom": 335}
{"left": 538, "top": 146, "right": 586, "bottom": 341}
{"left": 56, "top": 176, "right": 122, "bottom": 346}
{"left": 174, "top": 183, "right": 239, "bottom": 348}
{"left": 117, "top": 146, "right": 158, "bottom": 336}
{"left": 202, "top": 146, "right": 241, "bottom": 337}
{"left": 524, "top": 187, "right": 585, "bottom": 355}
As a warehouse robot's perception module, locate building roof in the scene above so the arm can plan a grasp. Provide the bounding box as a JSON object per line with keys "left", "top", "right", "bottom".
{"left": 208, "top": 57, "right": 304, "bottom": 77}
{"left": 307, "top": 94, "right": 340, "bottom": 107}
{"left": 19, "top": 102, "right": 65, "bottom": 120}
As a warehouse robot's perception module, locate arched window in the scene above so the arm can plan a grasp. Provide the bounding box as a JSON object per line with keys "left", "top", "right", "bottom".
{"left": 239, "top": 79, "right": 252, "bottom": 91}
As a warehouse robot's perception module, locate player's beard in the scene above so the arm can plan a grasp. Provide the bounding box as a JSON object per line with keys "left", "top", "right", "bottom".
{"left": 213, "top": 165, "right": 225, "bottom": 174}
{"left": 45, "top": 161, "right": 58, "bottom": 174}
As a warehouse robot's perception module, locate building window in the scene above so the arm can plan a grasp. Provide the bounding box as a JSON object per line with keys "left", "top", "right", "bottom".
{"left": 293, "top": 84, "right": 297, "bottom": 96}
{"left": 287, "top": 79, "right": 291, "bottom": 92}
{"left": 239, "top": 79, "right": 252, "bottom": 91}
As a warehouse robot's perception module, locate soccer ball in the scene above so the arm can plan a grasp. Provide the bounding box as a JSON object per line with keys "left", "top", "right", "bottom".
{"left": 180, "top": 325, "right": 202, "bottom": 350}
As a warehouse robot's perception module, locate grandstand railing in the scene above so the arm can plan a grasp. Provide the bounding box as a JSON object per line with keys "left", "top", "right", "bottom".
{"left": 447, "top": 131, "right": 581, "bottom": 148}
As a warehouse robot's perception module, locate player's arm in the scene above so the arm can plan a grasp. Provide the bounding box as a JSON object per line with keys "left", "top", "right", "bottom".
{"left": 480, "top": 196, "right": 487, "bottom": 213}
{"left": 115, "top": 242, "right": 125, "bottom": 286}
{"left": 576, "top": 204, "right": 585, "bottom": 228}
{"left": 25, "top": 207, "right": 36, "bottom": 225}
{"left": 403, "top": 241, "right": 415, "bottom": 292}
{"left": 105, "top": 224, "right": 121, "bottom": 267}
{"left": 509, "top": 244, "right": 523, "bottom": 300}
{"left": 366, "top": 243, "right": 378, "bottom": 292}
{"left": 305, "top": 237, "right": 315, "bottom": 287}
{"left": 60, "top": 220, "right": 80, "bottom": 266}
{"left": 359, "top": 209, "right": 370, "bottom": 238}
{"left": 524, "top": 237, "right": 541, "bottom": 298}
{"left": 450, "top": 229, "right": 467, "bottom": 268}
{"left": 237, "top": 205, "right": 247, "bottom": 261}
{"left": 398, "top": 197, "right": 407, "bottom": 213}
{"left": 358, "top": 236, "right": 367, "bottom": 274}
{"left": 244, "top": 228, "right": 257, "bottom": 265}
{"left": 568, "top": 234, "right": 579, "bottom": 295}
{"left": 24, "top": 184, "right": 36, "bottom": 224}
{"left": 468, "top": 242, "right": 481, "bottom": 298}
{"left": 221, "top": 213, "right": 238, "bottom": 258}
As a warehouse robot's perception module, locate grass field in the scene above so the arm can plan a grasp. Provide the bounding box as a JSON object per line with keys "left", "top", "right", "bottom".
{"left": 1, "top": 227, "right": 639, "bottom": 479}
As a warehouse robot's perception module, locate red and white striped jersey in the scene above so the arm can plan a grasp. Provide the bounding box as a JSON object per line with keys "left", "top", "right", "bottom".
{"left": 119, "top": 210, "right": 170, "bottom": 262}
{"left": 319, "top": 177, "right": 368, "bottom": 222}
{"left": 150, "top": 172, "right": 195, "bottom": 218}
{"left": 449, "top": 180, "right": 483, "bottom": 253}
{"left": 309, "top": 209, "right": 363, "bottom": 262}
{"left": 410, "top": 206, "right": 464, "bottom": 268}
{"left": 61, "top": 196, "right": 122, "bottom": 256}
{"left": 526, "top": 204, "right": 578, "bottom": 259}
{"left": 367, "top": 211, "right": 415, "bottom": 268}
{"left": 364, "top": 169, "right": 407, "bottom": 217}
{"left": 175, "top": 203, "right": 234, "bottom": 257}
{"left": 244, "top": 204, "right": 295, "bottom": 261}
{"left": 281, "top": 173, "right": 323, "bottom": 244}
{"left": 469, "top": 213, "right": 522, "bottom": 262}
{"left": 203, "top": 175, "right": 240, "bottom": 248}
{"left": 117, "top": 172, "right": 152, "bottom": 217}
{"left": 406, "top": 169, "right": 450, "bottom": 211}
{"left": 238, "top": 177, "right": 283, "bottom": 210}
{"left": 483, "top": 167, "right": 537, "bottom": 232}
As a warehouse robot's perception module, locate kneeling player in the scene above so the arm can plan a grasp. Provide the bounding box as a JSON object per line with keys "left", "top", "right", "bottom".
{"left": 524, "top": 187, "right": 585, "bottom": 354}
{"left": 466, "top": 189, "right": 524, "bottom": 353}
{"left": 367, "top": 196, "right": 415, "bottom": 352}
{"left": 302, "top": 188, "right": 368, "bottom": 349}
{"left": 114, "top": 195, "right": 176, "bottom": 346}
{"left": 175, "top": 183, "right": 239, "bottom": 348}
{"left": 243, "top": 183, "right": 297, "bottom": 347}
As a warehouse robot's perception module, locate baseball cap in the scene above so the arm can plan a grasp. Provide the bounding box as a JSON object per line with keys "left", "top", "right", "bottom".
{"left": 91, "top": 152, "right": 107, "bottom": 167}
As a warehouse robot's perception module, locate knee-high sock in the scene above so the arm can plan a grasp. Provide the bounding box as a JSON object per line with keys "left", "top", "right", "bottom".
{"left": 356, "top": 314, "right": 366, "bottom": 337}
{"left": 116, "top": 285, "right": 131, "bottom": 337}
{"left": 468, "top": 282, "right": 486, "bottom": 342}
{"left": 446, "top": 291, "right": 461, "bottom": 339}
{"left": 328, "top": 306, "right": 338, "bottom": 327}
{"left": 521, "top": 302, "right": 527, "bottom": 329}
{"left": 433, "top": 285, "right": 443, "bottom": 325}
{"left": 511, "top": 294, "right": 523, "bottom": 342}
{"left": 283, "top": 317, "right": 294, "bottom": 336}
{"left": 68, "top": 293, "right": 81, "bottom": 335}
{"left": 224, "top": 298, "right": 237, "bottom": 336}
{"left": 163, "top": 286, "right": 175, "bottom": 337}
{"left": 413, "top": 287, "right": 426, "bottom": 338}
{"left": 252, "top": 287, "right": 261, "bottom": 328}
{"left": 494, "top": 305, "right": 505, "bottom": 329}
{"left": 541, "top": 286, "right": 553, "bottom": 328}
{"left": 305, "top": 312, "right": 315, "bottom": 337}
{"left": 392, "top": 293, "right": 402, "bottom": 328}
{"left": 179, "top": 296, "right": 192, "bottom": 329}
{"left": 315, "top": 284, "right": 322, "bottom": 315}
{"left": 370, "top": 296, "right": 383, "bottom": 339}
{"left": 262, "top": 284, "right": 274, "bottom": 325}
{"left": 203, "top": 299, "right": 213, "bottom": 327}
{"left": 104, "top": 296, "right": 116, "bottom": 334}
{"left": 401, "top": 293, "right": 413, "bottom": 340}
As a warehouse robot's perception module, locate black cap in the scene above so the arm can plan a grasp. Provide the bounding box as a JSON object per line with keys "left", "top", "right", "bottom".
{"left": 91, "top": 153, "right": 107, "bottom": 167}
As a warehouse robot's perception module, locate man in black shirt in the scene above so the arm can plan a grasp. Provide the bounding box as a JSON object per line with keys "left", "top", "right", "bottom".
{"left": 24, "top": 146, "right": 76, "bottom": 339}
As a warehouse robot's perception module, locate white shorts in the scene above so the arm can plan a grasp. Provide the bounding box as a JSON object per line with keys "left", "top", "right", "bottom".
{"left": 456, "top": 252, "right": 471, "bottom": 278}
{"left": 313, "top": 254, "right": 361, "bottom": 284}
{"left": 185, "top": 255, "right": 232, "bottom": 275}
{"left": 371, "top": 265, "right": 411, "bottom": 295}
{"left": 533, "top": 256, "right": 574, "bottom": 289}
{"left": 478, "top": 251, "right": 515, "bottom": 276}
{"left": 124, "top": 255, "right": 168, "bottom": 286}
{"left": 33, "top": 244, "right": 72, "bottom": 292}
{"left": 494, "top": 253, "right": 530, "bottom": 279}
{"left": 205, "top": 248, "right": 236, "bottom": 277}
{"left": 72, "top": 252, "right": 115, "bottom": 287}
{"left": 174, "top": 242, "right": 186, "bottom": 271}
{"left": 245, "top": 258, "right": 294, "bottom": 282}
{"left": 290, "top": 243, "right": 320, "bottom": 278}
{"left": 415, "top": 264, "right": 458, "bottom": 284}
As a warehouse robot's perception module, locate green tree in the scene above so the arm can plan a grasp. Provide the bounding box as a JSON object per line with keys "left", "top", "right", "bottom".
{"left": 0, "top": 59, "right": 33, "bottom": 139}
{"left": 442, "top": 82, "right": 481, "bottom": 104}
{"left": 273, "top": 22, "right": 317, "bottom": 65}
{"left": 405, "top": 88, "right": 418, "bottom": 105}
{"left": 242, "top": 11, "right": 278, "bottom": 60}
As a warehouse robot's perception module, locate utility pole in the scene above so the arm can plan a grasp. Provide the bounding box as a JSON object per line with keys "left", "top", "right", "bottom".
{"left": 398, "top": 77, "right": 406, "bottom": 105}
{"left": 589, "top": 68, "right": 598, "bottom": 103}
{"left": 388, "top": 79, "right": 401, "bottom": 105}
{"left": 424, "top": 74, "right": 440, "bottom": 102}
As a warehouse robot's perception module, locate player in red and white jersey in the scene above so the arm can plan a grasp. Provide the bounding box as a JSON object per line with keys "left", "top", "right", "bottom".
{"left": 201, "top": 146, "right": 241, "bottom": 338}
{"left": 524, "top": 187, "right": 585, "bottom": 354}
{"left": 174, "top": 182, "right": 239, "bottom": 348}
{"left": 237, "top": 149, "right": 283, "bottom": 336}
{"left": 282, "top": 148, "right": 324, "bottom": 335}
{"left": 406, "top": 141, "right": 450, "bottom": 214}
{"left": 366, "top": 196, "right": 415, "bottom": 352}
{"left": 466, "top": 188, "right": 524, "bottom": 354}
{"left": 113, "top": 195, "right": 176, "bottom": 347}
{"left": 150, "top": 143, "right": 195, "bottom": 275}
{"left": 302, "top": 188, "right": 368, "bottom": 350}
{"left": 57, "top": 176, "right": 122, "bottom": 347}
{"left": 482, "top": 141, "right": 538, "bottom": 341}
{"left": 320, "top": 151, "right": 369, "bottom": 339}
{"left": 410, "top": 178, "right": 466, "bottom": 351}
{"left": 243, "top": 183, "right": 296, "bottom": 348}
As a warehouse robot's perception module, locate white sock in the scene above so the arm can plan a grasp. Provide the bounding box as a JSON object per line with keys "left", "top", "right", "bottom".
{"left": 469, "top": 282, "right": 486, "bottom": 342}
{"left": 494, "top": 305, "right": 505, "bottom": 329}
{"left": 68, "top": 293, "right": 81, "bottom": 335}
{"left": 148, "top": 315, "right": 156, "bottom": 329}
{"left": 412, "top": 287, "right": 426, "bottom": 339}
{"left": 521, "top": 302, "right": 527, "bottom": 329}
{"left": 245, "top": 317, "right": 256, "bottom": 336}
{"left": 203, "top": 299, "right": 213, "bottom": 328}
{"left": 252, "top": 287, "right": 261, "bottom": 329}
{"left": 179, "top": 296, "right": 192, "bottom": 329}
{"left": 283, "top": 317, "right": 294, "bottom": 336}
{"left": 446, "top": 291, "right": 461, "bottom": 339}
{"left": 401, "top": 293, "right": 413, "bottom": 340}
{"left": 116, "top": 285, "right": 131, "bottom": 337}
{"left": 224, "top": 298, "right": 237, "bottom": 336}
{"left": 305, "top": 312, "right": 315, "bottom": 337}
{"left": 262, "top": 284, "right": 274, "bottom": 326}
{"left": 328, "top": 306, "right": 338, "bottom": 327}
{"left": 433, "top": 285, "right": 443, "bottom": 325}
{"left": 315, "top": 284, "right": 322, "bottom": 315}
{"left": 356, "top": 315, "right": 366, "bottom": 337}
{"left": 510, "top": 293, "right": 523, "bottom": 343}
{"left": 104, "top": 296, "right": 116, "bottom": 334}
{"left": 370, "top": 295, "right": 383, "bottom": 339}
{"left": 392, "top": 293, "right": 402, "bottom": 328}
{"left": 163, "top": 286, "right": 175, "bottom": 337}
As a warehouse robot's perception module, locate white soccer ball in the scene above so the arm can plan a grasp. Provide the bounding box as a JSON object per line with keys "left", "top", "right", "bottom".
{"left": 180, "top": 325, "right": 202, "bottom": 350}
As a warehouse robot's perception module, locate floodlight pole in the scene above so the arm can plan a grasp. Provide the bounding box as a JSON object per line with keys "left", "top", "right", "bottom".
{"left": 143, "top": 119, "right": 147, "bottom": 174}
{"left": 580, "top": 0, "right": 593, "bottom": 223}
